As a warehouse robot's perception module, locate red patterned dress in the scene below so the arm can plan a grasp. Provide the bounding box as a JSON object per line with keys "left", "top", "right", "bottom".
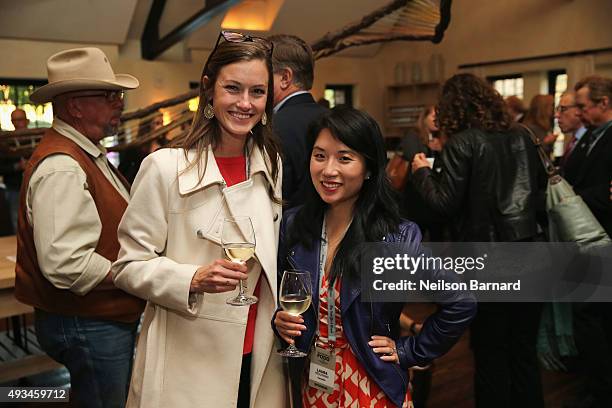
{"left": 302, "top": 274, "right": 413, "bottom": 408}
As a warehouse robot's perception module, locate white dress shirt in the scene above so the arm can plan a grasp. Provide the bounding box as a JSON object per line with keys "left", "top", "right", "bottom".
{"left": 26, "top": 118, "right": 129, "bottom": 295}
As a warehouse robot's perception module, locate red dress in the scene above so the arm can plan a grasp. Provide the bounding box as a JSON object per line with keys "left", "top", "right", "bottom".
{"left": 302, "top": 274, "right": 413, "bottom": 408}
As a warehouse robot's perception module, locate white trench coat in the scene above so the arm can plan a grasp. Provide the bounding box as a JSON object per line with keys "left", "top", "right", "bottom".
{"left": 112, "top": 145, "right": 286, "bottom": 407}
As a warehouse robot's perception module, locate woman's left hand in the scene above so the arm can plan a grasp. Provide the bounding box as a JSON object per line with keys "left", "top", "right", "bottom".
{"left": 368, "top": 335, "right": 399, "bottom": 364}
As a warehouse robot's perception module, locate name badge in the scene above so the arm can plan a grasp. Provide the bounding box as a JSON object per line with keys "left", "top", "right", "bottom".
{"left": 308, "top": 345, "right": 336, "bottom": 394}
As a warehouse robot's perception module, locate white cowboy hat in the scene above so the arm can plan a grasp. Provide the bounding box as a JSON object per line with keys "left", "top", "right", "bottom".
{"left": 30, "top": 47, "right": 139, "bottom": 104}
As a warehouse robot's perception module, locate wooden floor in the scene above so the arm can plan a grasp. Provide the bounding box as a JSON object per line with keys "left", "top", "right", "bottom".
{"left": 409, "top": 303, "right": 582, "bottom": 408}
{"left": 3, "top": 306, "right": 582, "bottom": 408}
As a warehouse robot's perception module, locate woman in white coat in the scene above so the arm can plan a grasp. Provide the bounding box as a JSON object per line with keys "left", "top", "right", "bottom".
{"left": 112, "top": 31, "right": 285, "bottom": 408}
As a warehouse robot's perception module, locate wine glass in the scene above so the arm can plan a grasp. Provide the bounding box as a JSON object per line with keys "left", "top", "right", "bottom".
{"left": 222, "top": 216, "right": 258, "bottom": 306}
{"left": 278, "top": 270, "right": 312, "bottom": 357}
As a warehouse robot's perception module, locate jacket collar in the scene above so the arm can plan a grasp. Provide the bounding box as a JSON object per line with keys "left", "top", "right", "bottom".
{"left": 177, "top": 140, "right": 276, "bottom": 195}
{"left": 273, "top": 90, "right": 311, "bottom": 113}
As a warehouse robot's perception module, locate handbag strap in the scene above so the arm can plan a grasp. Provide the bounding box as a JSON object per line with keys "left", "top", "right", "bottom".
{"left": 518, "top": 123, "right": 558, "bottom": 178}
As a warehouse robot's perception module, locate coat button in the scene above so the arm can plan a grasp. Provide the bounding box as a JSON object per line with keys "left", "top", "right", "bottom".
{"left": 273, "top": 213, "right": 279, "bottom": 221}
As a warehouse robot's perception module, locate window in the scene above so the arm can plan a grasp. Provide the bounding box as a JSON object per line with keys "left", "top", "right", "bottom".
{"left": 548, "top": 70, "right": 568, "bottom": 154}
{"left": 323, "top": 85, "right": 353, "bottom": 108}
{"left": 548, "top": 70, "right": 567, "bottom": 107}
{"left": 488, "top": 74, "right": 524, "bottom": 99}
{"left": 0, "top": 79, "right": 53, "bottom": 130}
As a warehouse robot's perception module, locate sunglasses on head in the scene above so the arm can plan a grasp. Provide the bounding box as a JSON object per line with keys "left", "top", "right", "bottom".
{"left": 202, "top": 30, "right": 273, "bottom": 76}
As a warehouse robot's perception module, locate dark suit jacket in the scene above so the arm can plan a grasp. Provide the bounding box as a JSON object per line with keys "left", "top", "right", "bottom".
{"left": 273, "top": 93, "right": 327, "bottom": 208}
{"left": 564, "top": 122, "right": 612, "bottom": 235}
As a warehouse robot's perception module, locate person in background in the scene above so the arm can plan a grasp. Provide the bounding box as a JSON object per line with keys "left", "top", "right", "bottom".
{"left": 268, "top": 34, "right": 327, "bottom": 208}
{"left": 118, "top": 110, "right": 166, "bottom": 184}
{"left": 0, "top": 108, "right": 28, "bottom": 232}
{"left": 523, "top": 94, "right": 557, "bottom": 156}
{"left": 274, "top": 106, "right": 476, "bottom": 408}
{"left": 505, "top": 95, "right": 527, "bottom": 122}
{"left": 400, "top": 105, "right": 448, "bottom": 242}
{"left": 317, "top": 97, "right": 331, "bottom": 109}
{"left": 555, "top": 91, "right": 587, "bottom": 169}
{"left": 112, "top": 31, "right": 285, "bottom": 408}
{"left": 411, "top": 73, "right": 543, "bottom": 408}
{"left": 564, "top": 75, "right": 612, "bottom": 408}
{"left": 14, "top": 47, "right": 145, "bottom": 408}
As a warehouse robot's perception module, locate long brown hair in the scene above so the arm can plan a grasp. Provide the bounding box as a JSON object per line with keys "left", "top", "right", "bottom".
{"left": 437, "top": 73, "right": 512, "bottom": 136}
{"left": 170, "top": 39, "right": 281, "bottom": 202}
{"left": 523, "top": 94, "right": 554, "bottom": 131}
{"left": 416, "top": 105, "right": 436, "bottom": 145}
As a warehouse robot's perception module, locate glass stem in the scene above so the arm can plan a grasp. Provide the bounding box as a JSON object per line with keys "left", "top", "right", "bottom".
{"left": 238, "top": 260, "right": 247, "bottom": 295}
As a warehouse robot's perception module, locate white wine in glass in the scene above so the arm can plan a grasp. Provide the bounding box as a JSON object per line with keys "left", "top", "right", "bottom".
{"left": 278, "top": 270, "right": 312, "bottom": 358}
{"left": 222, "top": 216, "right": 258, "bottom": 306}
{"left": 224, "top": 244, "right": 255, "bottom": 264}
{"left": 279, "top": 294, "right": 312, "bottom": 316}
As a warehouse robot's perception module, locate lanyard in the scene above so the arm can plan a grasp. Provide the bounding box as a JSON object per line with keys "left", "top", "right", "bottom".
{"left": 318, "top": 214, "right": 336, "bottom": 345}
{"left": 317, "top": 214, "right": 353, "bottom": 346}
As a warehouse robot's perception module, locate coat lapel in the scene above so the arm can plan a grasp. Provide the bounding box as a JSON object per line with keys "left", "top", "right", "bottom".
{"left": 176, "top": 148, "right": 224, "bottom": 195}
{"left": 174, "top": 141, "right": 282, "bottom": 309}
{"left": 577, "top": 127, "right": 611, "bottom": 185}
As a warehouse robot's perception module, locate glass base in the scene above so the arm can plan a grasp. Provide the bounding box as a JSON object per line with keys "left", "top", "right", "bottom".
{"left": 278, "top": 345, "right": 307, "bottom": 358}
{"left": 226, "top": 293, "right": 258, "bottom": 306}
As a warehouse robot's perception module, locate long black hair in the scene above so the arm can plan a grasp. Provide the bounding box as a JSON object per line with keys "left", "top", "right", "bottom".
{"left": 287, "top": 105, "right": 401, "bottom": 283}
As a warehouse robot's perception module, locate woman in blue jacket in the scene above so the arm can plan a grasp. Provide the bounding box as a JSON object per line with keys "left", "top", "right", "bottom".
{"left": 273, "top": 106, "right": 477, "bottom": 407}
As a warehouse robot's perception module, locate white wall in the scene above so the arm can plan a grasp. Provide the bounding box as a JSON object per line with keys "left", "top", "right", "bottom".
{"left": 0, "top": 38, "right": 203, "bottom": 112}
{"left": 2, "top": 0, "right": 611, "bottom": 127}
{"left": 312, "top": 0, "right": 612, "bottom": 124}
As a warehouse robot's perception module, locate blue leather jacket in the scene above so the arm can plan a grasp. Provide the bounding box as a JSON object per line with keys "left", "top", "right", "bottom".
{"left": 273, "top": 207, "right": 477, "bottom": 407}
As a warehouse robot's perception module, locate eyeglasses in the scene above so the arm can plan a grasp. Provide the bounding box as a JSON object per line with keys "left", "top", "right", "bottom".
{"left": 71, "top": 90, "right": 125, "bottom": 103}
{"left": 555, "top": 104, "right": 577, "bottom": 113}
{"left": 202, "top": 30, "right": 273, "bottom": 75}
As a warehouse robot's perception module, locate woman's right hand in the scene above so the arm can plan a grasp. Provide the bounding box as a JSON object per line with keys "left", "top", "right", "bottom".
{"left": 190, "top": 259, "right": 248, "bottom": 293}
{"left": 411, "top": 153, "right": 430, "bottom": 173}
{"left": 274, "top": 311, "right": 307, "bottom": 344}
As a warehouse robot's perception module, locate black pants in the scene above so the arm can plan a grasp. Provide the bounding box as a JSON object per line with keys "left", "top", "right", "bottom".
{"left": 471, "top": 302, "right": 544, "bottom": 408}
{"left": 573, "top": 302, "right": 612, "bottom": 408}
{"left": 237, "top": 353, "right": 252, "bottom": 408}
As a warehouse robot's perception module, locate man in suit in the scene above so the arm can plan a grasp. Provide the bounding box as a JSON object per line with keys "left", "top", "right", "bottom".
{"left": 564, "top": 75, "right": 612, "bottom": 408}
{"left": 565, "top": 76, "right": 612, "bottom": 235}
{"left": 268, "top": 34, "right": 327, "bottom": 208}
{"left": 555, "top": 91, "right": 587, "bottom": 169}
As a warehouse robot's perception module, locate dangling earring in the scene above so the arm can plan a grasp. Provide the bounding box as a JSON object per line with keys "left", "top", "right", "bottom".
{"left": 261, "top": 112, "right": 268, "bottom": 126}
{"left": 365, "top": 171, "right": 371, "bottom": 180}
{"left": 204, "top": 103, "right": 214, "bottom": 120}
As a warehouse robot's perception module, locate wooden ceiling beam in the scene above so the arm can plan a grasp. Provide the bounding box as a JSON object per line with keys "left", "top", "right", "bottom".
{"left": 141, "top": 0, "right": 241, "bottom": 60}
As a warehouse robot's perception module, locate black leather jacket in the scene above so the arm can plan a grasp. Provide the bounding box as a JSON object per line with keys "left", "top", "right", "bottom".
{"left": 411, "top": 126, "right": 540, "bottom": 242}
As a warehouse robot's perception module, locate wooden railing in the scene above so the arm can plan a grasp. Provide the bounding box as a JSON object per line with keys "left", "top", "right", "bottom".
{"left": 0, "top": 89, "right": 198, "bottom": 157}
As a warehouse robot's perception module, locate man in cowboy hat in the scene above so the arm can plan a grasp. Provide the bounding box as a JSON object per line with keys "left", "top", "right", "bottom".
{"left": 14, "top": 47, "right": 145, "bottom": 408}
